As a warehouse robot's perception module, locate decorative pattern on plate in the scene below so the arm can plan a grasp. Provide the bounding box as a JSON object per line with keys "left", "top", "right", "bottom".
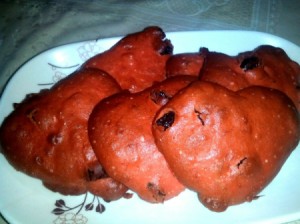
{"left": 40, "top": 40, "right": 104, "bottom": 87}
{"left": 53, "top": 213, "right": 88, "bottom": 224}
{"left": 47, "top": 62, "right": 80, "bottom": 85}
{"left": 77, "top": 40, "right": 103, "bottom": 61}
{"left": 52, "top": 193, "right": 106, "bottom": 224}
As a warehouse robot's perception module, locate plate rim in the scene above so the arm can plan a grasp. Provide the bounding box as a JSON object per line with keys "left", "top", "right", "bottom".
{"left": 0, "top": 29, "right": 300, "bottom": 224}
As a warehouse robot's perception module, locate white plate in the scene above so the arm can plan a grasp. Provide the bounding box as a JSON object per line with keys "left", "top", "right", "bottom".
{"left": 0, "top": 31, "right": 300, "bottom": 224}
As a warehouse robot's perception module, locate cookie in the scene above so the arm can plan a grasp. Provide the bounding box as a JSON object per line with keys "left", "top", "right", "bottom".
{"left": 88, "top": 75, "right": 196, "bottom": 202}
{"left": 200, "top": 46, "right": 300, "bottom": 111}
{"left": 0, "top": 68, "right": 128, "bottom": 201}
{"left": 84, "top": 26, "right": 173, "bottom": 93}
{"left": 153, "top": 81, "right": 300, "bottom": 211}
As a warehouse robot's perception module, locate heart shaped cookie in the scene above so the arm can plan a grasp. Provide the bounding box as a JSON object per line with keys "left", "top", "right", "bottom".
{"left": 0, "top": 68, "right": 128, "bottom": 201}
{"left": 83, "top": 26, "right": 173, "bottom": 93}
{"left": 153, "top": 81, "right": 300, "bottom": 211}
{"left": 200, "top": 45, "right": 300, "bottom": 111}
{"left": 88, "top": 75, "right": 196, "bottom": 203}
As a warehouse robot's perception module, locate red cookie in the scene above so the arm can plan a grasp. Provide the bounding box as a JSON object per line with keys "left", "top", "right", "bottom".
{"left": 83, "top": 26, "right": 173, "bottom": 93}
{"left": 200, "top": 46, "right": 300, "bottom": 111}
{"left": 0, "top": 68, "right": 128, "bottom": 201}
{"left": 153, "top": 81, "right": 300, "bottom": 211}
{"left": 88, "top": 76, "right": 196, "bottom": 203}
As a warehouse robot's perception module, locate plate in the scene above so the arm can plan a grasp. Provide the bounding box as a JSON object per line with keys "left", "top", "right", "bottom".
{"left": 0, "top": 30, "right": 300, "bottom": 224}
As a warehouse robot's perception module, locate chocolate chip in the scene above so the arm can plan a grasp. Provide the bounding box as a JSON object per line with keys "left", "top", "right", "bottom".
{"left": 87, "top": 164, "right": 108, "bottom": 181}
{"left": 156, "top": 111, "right": 175, "bottom": 131}
{"left": 194, "top": 109, "right": 205, "bottom": 126}
{"left": 199, "top": 47, "right": 209, "bottom": 55}
{"left": 150, "top": 90, "right": 171, "bottom": 106}
{"left": 48, "top": 133, "right": 63, "bottom": 145}
{"left": 240, "top": 56, "right": 260, "bottom": 71}
{"left": 147, "top": 182, "right": 166, "bottom": 202}
{"left": 237, "top": 157, "right": 247, "bottom": 169}
{"left": 159, "top": 42, "right": 173, "bottom": 55}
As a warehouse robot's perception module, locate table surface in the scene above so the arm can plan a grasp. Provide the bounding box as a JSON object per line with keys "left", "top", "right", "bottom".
{"left": 0, "top": 1, "right": 300, "bottom": 224}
